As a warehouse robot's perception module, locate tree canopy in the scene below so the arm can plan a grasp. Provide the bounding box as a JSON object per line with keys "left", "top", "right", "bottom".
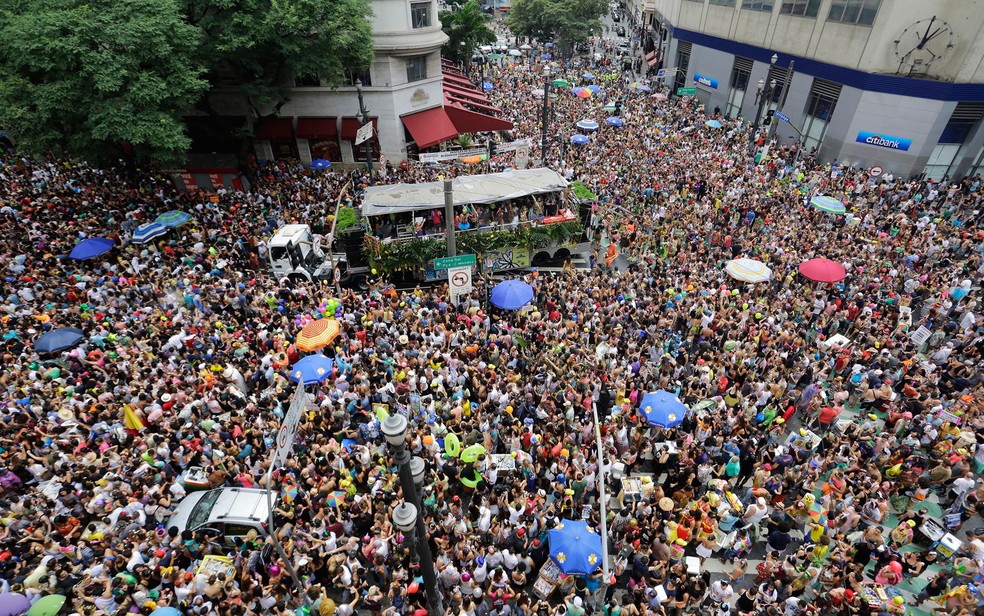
{"left": 0, "top": 0, "right": 208, "bottom": 166}
{"left": 0, "top": 0, "right": 374, "bottom": 165}
{"left": 505, "top": 0, "right": 607, "bottom": 53}
{"left": 441, "top": 0, "right": 496, "bottom": 67}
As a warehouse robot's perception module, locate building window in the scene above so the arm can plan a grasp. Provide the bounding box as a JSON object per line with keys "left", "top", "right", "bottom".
{"left": 780, "top": 0, "right": 820, "bottom": 16}
{"left": 293, "top": 75, "right": 321, "bottom": 87}
{"left": 925, "top": 103, "right": 984, "bottom": 180}
{"left": 406, "top": 55, "right": 428, "bottom": 82}
{"left": 410, "top": 1, "right": 432, "bottom": 28}
{"left": 344, "top": 68, "right": 372, "bottom": 87}
{"left": 802, "top": 78, "right": 841, "bottom": 151}
{"left": 709, "top": 0, "right": 736, "bottom": 6}
{"left": 727, "top": 57, "right": 752, "bottom": 118}
{"left": 827, "top": 0, "right": 880, "bottom": 26}
{"left": 673, "top": 41, "right": 692, "bottom": 95}
{"left": 742, "top": 1, "right": 774, "bottom": 11}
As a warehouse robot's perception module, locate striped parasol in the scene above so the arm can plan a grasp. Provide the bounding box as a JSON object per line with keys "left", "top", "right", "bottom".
{"left": 155, "top": 210, "right": 194, "bottom": 228}
{"left": 131, "top": 221, "right": 168, "bottom": 244}
{"left": 296, "top": 318, "right": 340, "bottom": 352}
{"left": 810, "top": 195, "right": 846, "bottom": 214}
{"left": 325, "top": 490, "right": 347, "bottom": 508}
{"left": 725, "top": 258, "right": 773, "bottom": 283}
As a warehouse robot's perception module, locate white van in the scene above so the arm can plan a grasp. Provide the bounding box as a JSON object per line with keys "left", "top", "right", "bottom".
{"left": 168, "top": 487, "right": 272, "bottom": 545}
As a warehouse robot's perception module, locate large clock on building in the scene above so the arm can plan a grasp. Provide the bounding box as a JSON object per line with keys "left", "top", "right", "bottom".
{"left": 894, "top": 16, "right": 954, "bottom": 74}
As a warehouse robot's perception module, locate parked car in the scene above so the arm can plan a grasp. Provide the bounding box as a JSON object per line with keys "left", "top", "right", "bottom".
{"left": 616, "top": 25, "right": 626, "bottom": 37}
{"left": 612, "top": 11, "right": 621, "bottom": 22}
{"left": 168, "top": 487, "right": 272, "bottom": 545}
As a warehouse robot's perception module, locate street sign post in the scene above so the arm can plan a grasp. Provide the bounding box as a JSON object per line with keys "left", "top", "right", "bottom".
{"left": 775, "top": 111, "right": 790, "bottom": 123}
{"left": 434, "top": 254, "right": 477, "bottom": 270}
{"left": 418, "top": 139, "right": 530, "bottom": 163}
{"left": 355, "top": 123, "right": 374, "bottom": 145}
{"left": 676, "top": 87, "right": 696, "bottom": 96}
{"left": 869, "top": 165, "right": 883, "bottom": 177}
{"left": 276, "top": 381, "right": 308, "bottom": 465}
{"left": 447, "top": 265, "right": 473, "bottom": 305}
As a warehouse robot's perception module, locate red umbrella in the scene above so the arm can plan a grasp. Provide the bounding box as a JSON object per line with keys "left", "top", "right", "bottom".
{"left": 798, "top": 258, "right": 846, "bottom": 283}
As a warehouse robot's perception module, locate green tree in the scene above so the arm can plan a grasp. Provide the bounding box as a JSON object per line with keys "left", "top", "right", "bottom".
{"left": 186, "top": 0, "right": 374, "bottom": 119}
{"left": 441, "top": 0, "right": 496, "bottom": 68}
{"left": 506, "top": 0, "right": 606, "bottom": 53}
{"left": 0, "top": 0, "right": 208, "bottom": 165}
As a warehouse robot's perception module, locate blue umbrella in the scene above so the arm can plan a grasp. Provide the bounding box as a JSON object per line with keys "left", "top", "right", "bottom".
{"left": 309, "top": 158, "right": 332, "bottom": 169}
{"left": 586, "top": 84, "right": 602, "bottom": 95}
{"left": 131, "top": 222, "right": 168, "bottom": 244}
{"left": 640, "top": 390, "right": 688, "bottom": 429}
{"left": 34, "top": 328, "right": 85, "bottom": 355}
{"left": 810, "top": 195, "right": 846, "bottom": 214}
{"left": 481, "top": 81, "right": 494, "bottom": 91}
{"left": 155, "top": 210, "right": 194, "bottom": 228}
{"left": 545, "top": 42, "right": 554, "bottom": 47}
{"left": 291, "top": 354, "right": 335, "bottom": 385}
{"left": 490, "top": 279, "right": 534, "bottom": 310}
{"left": 547, "top": 519, "right": 604, "bottom": 575}
{"left": 150, "top": 608, "right": 182, "bottom": 616}
{"left": 69, "top": 237, "right": 114, "bottom": 260}
{"left": 576, "top": 119, "right": 599, "bottom": 131}
{"left": 582, "top": 72, "right": 595, "bottom": 81}
{"left": 540, "top": 53, "right": 551, "bottom": 59}
{"left": 605, "top": 117, "right": 624, "bottom": 127}
{"left": 705, "top": 119, "right": 723, "bottom": 129}
{"left": 570, "top": 134, "right": 590, "bottom": 145}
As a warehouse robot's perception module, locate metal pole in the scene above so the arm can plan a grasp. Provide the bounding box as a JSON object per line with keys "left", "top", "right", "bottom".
{"left": 393, "top": 445, "right": 442, "bottom": 614}
{"left": 749, "top": 84, "right": 765, "bottom": 151}
{"left": 356, "top": 79, "right": 374, "bottom": 180}
{"left": 264, "top": 454, "right": 310, "bottom": 611}
{"left": 444, "top": 179, "right": 456, "bottom": 257}
{"left": 325, "top": 180, "right": 352, "bottom": 297}
{"left": 591, "top": 400, "right": 611, "bottom": 581}
{"left": 768, "top": 60, "right": 794, "bottom": 141}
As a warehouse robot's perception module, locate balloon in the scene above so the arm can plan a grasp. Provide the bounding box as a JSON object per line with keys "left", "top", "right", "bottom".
{"left": 445, "top": 433, "right": 461, "bottom": 458}
{"left": 557, "top": 473, "right": 566, "bottom": 484}
{"left": 270, "top": 565, "right": 281, "bottom": 576}
{"left": 408, "top": 582, "right": 419, "bottom": 594}
{"left": 893, "top": 597, "right": 903, "bottom": 606}
{"left": 423, "top": 435, "right": 434, "bottom": 446}
{"left": 560, "top": 448, "right": 569, "bottom": 458}
{"left": 505, "top": 405, "right": 513, "bottom": 414}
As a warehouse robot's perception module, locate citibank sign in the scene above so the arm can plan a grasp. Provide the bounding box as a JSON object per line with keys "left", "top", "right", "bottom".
{"left": 693, "top": 73, "right": 718, "bottom": 89}
{"left": 856, "top": 131, "right": 912, "bottom": 151}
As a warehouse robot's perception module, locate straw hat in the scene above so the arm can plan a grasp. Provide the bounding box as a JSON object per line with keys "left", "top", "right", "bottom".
{"left": 57, "top": 407, "right": 74, "bottom": 421}
{"left": 659, "top": 497, "right": 674, "bottom": 512}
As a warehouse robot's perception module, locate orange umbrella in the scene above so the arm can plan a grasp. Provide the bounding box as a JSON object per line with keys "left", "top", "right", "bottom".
{"left": 296, "top": 319, "right": 340, "bottom": 352}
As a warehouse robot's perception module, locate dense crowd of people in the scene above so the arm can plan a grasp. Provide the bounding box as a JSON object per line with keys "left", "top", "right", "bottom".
{"left": 0, "top": 24, "right": 983, "bottom": 616}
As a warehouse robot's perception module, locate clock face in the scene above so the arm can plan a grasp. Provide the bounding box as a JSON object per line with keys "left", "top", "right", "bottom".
{"left": 895, "top": 16, "right": 954, "bottom": 70}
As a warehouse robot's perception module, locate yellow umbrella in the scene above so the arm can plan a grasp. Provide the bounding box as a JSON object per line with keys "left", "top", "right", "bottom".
{"left": 296, "top": 319, "right": 340, "bottom": 352}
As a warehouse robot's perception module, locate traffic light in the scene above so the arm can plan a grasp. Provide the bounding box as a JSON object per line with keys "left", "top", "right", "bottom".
{"left": 764, "top": 109, "right": 775, "bottom": 124}
{"left": 488, "top": 140, "right": 497, "bottom": 157}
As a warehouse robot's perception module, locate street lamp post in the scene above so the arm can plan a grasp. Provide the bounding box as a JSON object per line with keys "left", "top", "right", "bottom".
{"left": 355, "top": 78, "right": 374, "bottom": 180}
{"left": 768, "top": 59, "right": 795, "bottom": 141}
{"left": 750, "top": 78, "right": 777, "bottom": 153}
{"left": 381, "top": 415, "right": 442, "bottom": 614}
{"left": 540, "top": 66, "right": 551, "bottom": 165}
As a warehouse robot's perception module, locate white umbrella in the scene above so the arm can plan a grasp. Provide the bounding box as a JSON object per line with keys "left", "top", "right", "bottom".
{"left": 508, "top": 49, "right": 522, "bottom": 57}
{"left": 725, "top": 258, "right": 772, "bottom": 283}
{"left": 520, "top": 43, "right": 533, "bottom": 50}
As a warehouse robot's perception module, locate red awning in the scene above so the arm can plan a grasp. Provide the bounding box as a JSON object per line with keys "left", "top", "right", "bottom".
{"left": 645, "top": 50, "right": 656, "bottom": 61}
{"left": 648, "top": 57, "right": 659, "bottom": 67}
{"left": 401, "top": 107, "right": 458, "bottom": 149}
{"left": 445, "top": 104, "right": 513, "bottom": 133}
{"left": 255, "top": 118, "right": 294, "bottom": 141}
{"left": 443, "top": 83, "right": 493, "bottom": 105}
{"left": 296, "top": 117, "right": 338, "bottom": 140}
{"left": 340, "top": 117, "right": 378, "bottom": 141}
{"left": 444, "top": 94, "right": 503, "bottom": 115}
{"left": 442, "top": 71, "right": 475, "bottom": 87}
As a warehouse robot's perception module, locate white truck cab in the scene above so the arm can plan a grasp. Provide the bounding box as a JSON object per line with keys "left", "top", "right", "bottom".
{"left": 267, "top": 224, "right": 342, "bottom": 283}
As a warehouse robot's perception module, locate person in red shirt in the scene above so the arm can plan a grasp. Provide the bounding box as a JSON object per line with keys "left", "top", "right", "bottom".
{"left": 817, "top": 405, "right": 841, "bottom": 431}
